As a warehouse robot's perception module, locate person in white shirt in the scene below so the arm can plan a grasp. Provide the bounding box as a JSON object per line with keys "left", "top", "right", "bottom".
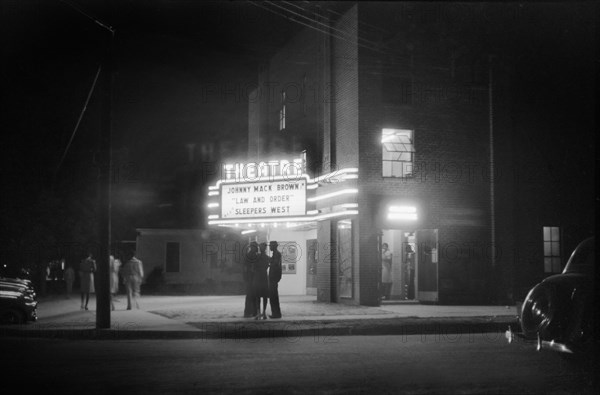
{"left": 109, "top": 255, "right": 122, "bottom": 310}
{"left": 121, "top": 252, "right": 144, "bottom": 310}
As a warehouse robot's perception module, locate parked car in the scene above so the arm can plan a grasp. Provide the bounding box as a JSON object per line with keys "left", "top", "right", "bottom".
{"left": 0, "top": 276, "right": 38, "bottom": 324}
{"left": 506, "top": 236, "right": 595, "bottom": 354}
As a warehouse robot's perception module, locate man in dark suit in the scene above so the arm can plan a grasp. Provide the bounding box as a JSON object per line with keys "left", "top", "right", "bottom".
{"left": 268, "top": 241, "right": 282, "bottom": 318}
{"left": 243, "top": 242, "right": 259, "bottom": 317}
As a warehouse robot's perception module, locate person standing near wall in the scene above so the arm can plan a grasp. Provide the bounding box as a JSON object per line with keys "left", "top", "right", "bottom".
{"left": 381, "top": 243, "right": 393, "bottom": 300}
{"left": 268, "top": 241, "right": 282, "bottom": 318}
{"left": 243, "top": 242, "right": 258, "bottom": 317}
{"left": 253, "top": 242, "right": 270, "bottom": 320}
{"left": 79, "top": 252, "right": 96, "bottom": 310}
{"left": 122, "top": 251, "right": 144, "bottom": 310}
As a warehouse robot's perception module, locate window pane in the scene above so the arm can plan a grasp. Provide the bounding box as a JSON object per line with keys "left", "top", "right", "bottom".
{"left": 403, "top": 162, "right": 413, "bottom": 177}
{"left": 392, "top": 161, "right": 403, "bottom": 176}
{"left": 544, "top": 257, "right": 552, "bottom": 272}
{"left": 382, "top": 147, "right": 394, "bottom": 160}
{"left": 551, "top": 242, "right": 560, "bottom": 257}
{"left": 543, "top": 227, "right": 550, "bottom": 241}
{"left": 383, "top": 161, "right": 392, "bottom": 177}
{"left": 544, "top": 241, "right": 552, "bottom": 256}
{"left": 551, "top": 227, "right": 559, "bottom": 242}
{"left": 398, "top": 152, "right": 411, "bottom": 161}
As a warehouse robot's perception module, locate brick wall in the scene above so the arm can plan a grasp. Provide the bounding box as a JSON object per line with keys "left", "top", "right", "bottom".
{"left": 357, "top": 2, "right": 497, "bottom": 304}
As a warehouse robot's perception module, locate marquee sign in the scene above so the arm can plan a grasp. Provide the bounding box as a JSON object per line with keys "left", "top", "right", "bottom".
{"left": 221, "top": 179, "right": 307, "bottom": 219}
{"left": 222, "top": 158, "right": 305, "bottom": 182}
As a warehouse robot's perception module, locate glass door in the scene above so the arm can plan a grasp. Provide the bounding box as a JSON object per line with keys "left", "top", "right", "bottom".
{"left": 416, "top": 229, "right": 439, "bottom": 302}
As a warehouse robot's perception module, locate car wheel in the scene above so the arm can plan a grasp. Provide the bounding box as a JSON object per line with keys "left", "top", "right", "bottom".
{"left": 0, "top": 308, "right": 25, "bottom": 325}
{"left": 521, "top": 284, "right": 555, "bottom": 338}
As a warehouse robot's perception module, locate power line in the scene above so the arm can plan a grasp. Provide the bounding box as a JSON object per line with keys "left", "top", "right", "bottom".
{"left": 59, "top": 0, "right": 115, "bottom": 35}
{"left": 295, "top": 1, "right": 390, "bottom": 37}
{"left": 247, "top": 1, "right": 389, "bottom": 56}
{"left": 272, "top": 1, "right": 383, "bottom": 49}
{"left": 54, "top": 65, "right": 102, "bottom": 180}
{"left": 249, "top": 1, "right": 461, "bottom": 74}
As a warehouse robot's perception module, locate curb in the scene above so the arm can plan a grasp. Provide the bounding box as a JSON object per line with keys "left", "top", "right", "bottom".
{"left": 0, "top": 316, "right": 519, "bottom": 341}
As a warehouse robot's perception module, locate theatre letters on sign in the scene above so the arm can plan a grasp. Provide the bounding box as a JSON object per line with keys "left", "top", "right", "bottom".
{"left": 221, "top": 180, "right": 306, "bottom": 219}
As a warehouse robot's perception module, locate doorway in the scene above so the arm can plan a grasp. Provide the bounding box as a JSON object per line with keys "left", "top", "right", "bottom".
{"left": 380, "top": 228, "right": 438, "bottom": 303}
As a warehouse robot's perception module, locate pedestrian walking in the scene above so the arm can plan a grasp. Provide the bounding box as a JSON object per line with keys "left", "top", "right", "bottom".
{"left": 243, "top": 242, "right": 258, "bottom": 317}
{"left": 79, "top": 253, "right": 96, "bottom": 310}
{"left": 109, "top": 254, "right": 122, "bottom": 311}
{"left": 253, "top": 242, "right": 270, "bottom": 320}
{"left": 64, "top": 263, "right": 75, "bottom": 299}
{"left": 121, "top": 251, "right": 144, "bottom": 310}
{"left": 268, "top": 241, "right": 282, "bottom": 318}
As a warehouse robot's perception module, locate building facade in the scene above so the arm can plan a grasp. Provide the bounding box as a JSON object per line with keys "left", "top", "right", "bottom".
{"left": 206, "top": 3, "right": 595, "bottom": 306}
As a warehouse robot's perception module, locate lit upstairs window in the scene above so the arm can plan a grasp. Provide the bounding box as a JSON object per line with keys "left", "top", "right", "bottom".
{"left": 279, "top": 91, "right": 286, "bottom": 131}
{"left": 543, "top": 226, "right": 561, "bottom": 273}
{"left": 382, "top": 128, "right": 414, "bottom": 177}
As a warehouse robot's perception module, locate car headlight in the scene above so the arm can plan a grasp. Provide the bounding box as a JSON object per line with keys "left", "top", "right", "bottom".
{"left": 521, "top": 284, "right": 555, "bottom": 337}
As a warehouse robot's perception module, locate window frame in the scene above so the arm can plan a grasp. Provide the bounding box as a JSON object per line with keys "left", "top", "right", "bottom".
{"left": 382, "top": 128, "right": 415, "bottom": 178}
{"left": 542, "top": 226, "right": 561, "bottom": 273}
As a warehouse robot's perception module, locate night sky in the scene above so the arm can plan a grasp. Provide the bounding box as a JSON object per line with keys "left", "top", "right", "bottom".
{"left": 0, "top": 1, "right": 596, "bottom": 264}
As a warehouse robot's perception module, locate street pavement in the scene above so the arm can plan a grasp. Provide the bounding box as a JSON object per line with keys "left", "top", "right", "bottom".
{"left": 1, "top": 293, "right": 519, "bottom": 340}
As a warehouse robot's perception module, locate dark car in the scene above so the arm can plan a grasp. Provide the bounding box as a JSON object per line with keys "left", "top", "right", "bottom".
{"left": 506, "top": 236, "right": 595, "bottom": 354}
{"left": 0, "top": 277, "right": 38, "bottom": 324}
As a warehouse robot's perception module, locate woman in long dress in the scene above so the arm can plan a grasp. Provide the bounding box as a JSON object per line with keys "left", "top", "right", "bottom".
{"left": 79, "top": 253, "right": 96, "bottom": 310}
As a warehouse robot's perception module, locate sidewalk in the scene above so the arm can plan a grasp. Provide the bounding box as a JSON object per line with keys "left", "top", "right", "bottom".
{"left": 0, "top": 294, "right": 519, "bottom": 340}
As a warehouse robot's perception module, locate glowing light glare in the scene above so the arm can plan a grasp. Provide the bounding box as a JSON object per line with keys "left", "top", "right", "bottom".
{"left": 306, "top": 209, "right": 320, "bottom": 215}
{"left": 387, "top": 205, "right": 418, "bottom": 221}
{"left": 311, "top": 168, "right": 359, "bottom": 184}
{"left": 208, "top": 167, "right": 359, "bottom": 190}
{"left": 208, "top": 210, "right": 358, "bottom": 226}
{"left": 241, "top": 229, "right": 257, "bottom": 235}
{"left": 307, "top": 188, "right": 358, "bottom": 202}
{"left": 207, "top": 203, "right": 219, "bottom": 208}
{"left": 340, "top": 203, "right": 358, "bottom": 208}
{"left": 387, "top": 213, "right": 418, "bottom": 220}
{"left": 208, "top": 191, "right": 219, "bottom": 196}
{"left": 208, "top": 215, "right": 219, "bottom": 219}
{"left": 388, "top": 206, "right": 417, "bottom": 213}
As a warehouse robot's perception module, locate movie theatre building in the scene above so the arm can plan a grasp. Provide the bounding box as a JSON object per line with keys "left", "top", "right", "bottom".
{"left": 209, "top": 4, "right": 527, "bottom": 306}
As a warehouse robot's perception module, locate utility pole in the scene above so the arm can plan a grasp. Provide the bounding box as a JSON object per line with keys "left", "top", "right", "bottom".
{"left": 59, "top": 0, "right": 114, "bottom": 329}
{"left": 96, "top": 7, "right": 115, "bottom": 330}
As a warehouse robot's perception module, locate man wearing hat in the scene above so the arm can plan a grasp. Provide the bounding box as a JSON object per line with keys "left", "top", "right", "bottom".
{"left": 243, "top": 242, "right": 259, "bottom": 317}
{"left": 268, "top": 241, "right": 282, "bottom": 318}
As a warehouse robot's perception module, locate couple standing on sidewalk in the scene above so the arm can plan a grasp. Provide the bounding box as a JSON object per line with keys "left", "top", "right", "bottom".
{"left": 243, "top": 241, "right": 282, "bottom": 320}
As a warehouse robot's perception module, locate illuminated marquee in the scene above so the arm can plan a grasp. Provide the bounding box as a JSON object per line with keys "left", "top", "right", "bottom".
{"left": 222, "top": 158, "right": 305, "bottom": 182}
{"left": 221, "top": 179, "right": 307, "bottom": 219}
